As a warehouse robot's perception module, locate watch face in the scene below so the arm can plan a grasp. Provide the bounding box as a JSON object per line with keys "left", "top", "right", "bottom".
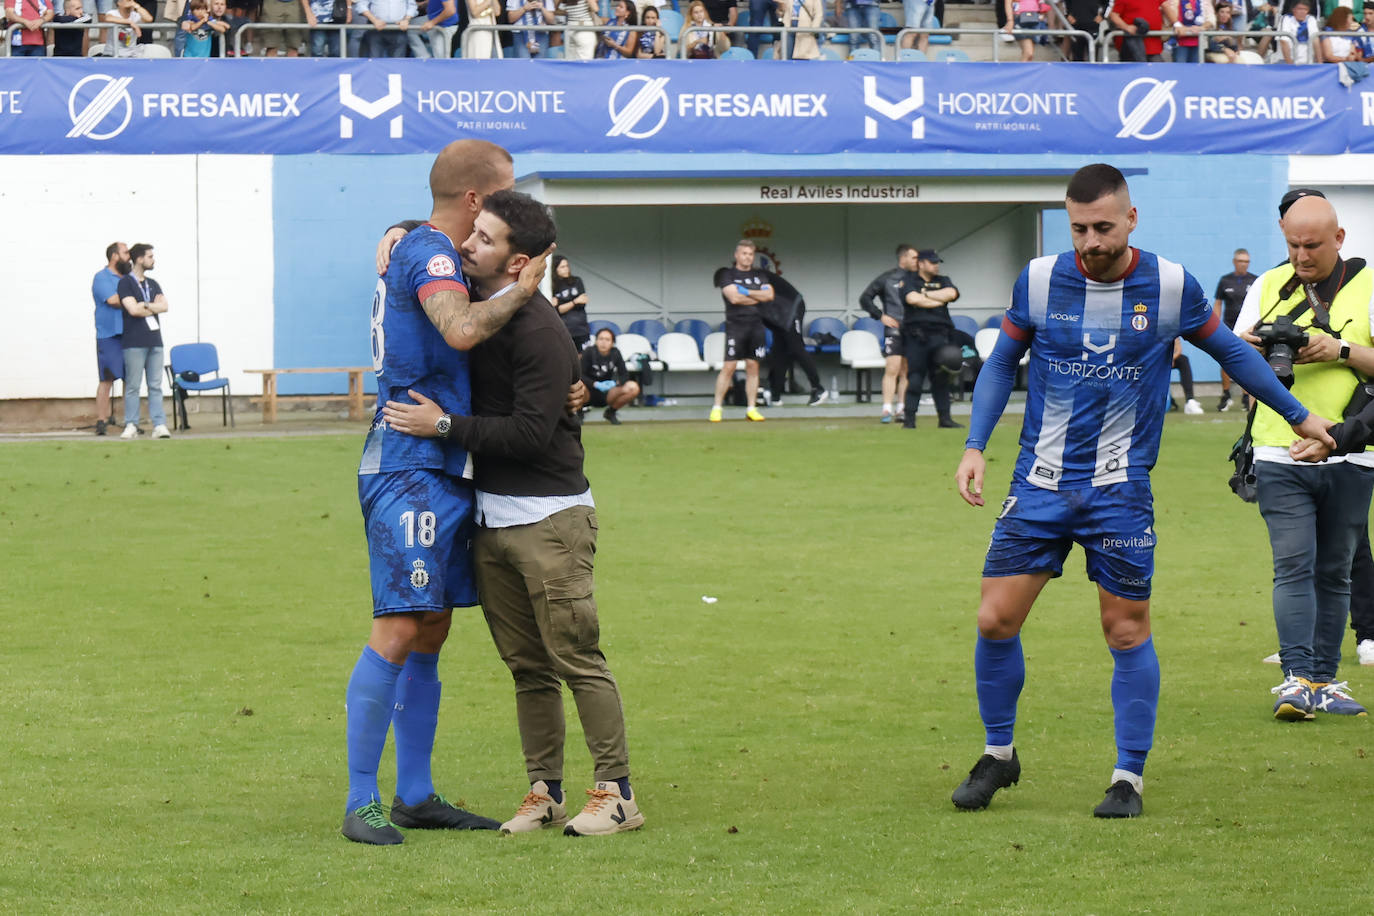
{"left": 435, "top": 415, "right": 451, "bottom": 435}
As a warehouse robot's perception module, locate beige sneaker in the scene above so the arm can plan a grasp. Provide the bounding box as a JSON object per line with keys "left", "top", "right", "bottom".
{"left": 499, "top": 780, "right": 567, "bottom": 835}
{"left": 563, "top": 782, "right": 644, "bottom": 837}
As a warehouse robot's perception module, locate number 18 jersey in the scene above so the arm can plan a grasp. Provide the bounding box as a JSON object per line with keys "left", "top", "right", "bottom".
{"left": 359, "top": 224, "right": 473, "bottom": 479}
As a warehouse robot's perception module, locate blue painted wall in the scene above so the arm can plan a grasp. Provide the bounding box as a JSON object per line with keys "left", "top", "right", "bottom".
{"left": 272, "top": 151, "right": 1291, "bottom": 391}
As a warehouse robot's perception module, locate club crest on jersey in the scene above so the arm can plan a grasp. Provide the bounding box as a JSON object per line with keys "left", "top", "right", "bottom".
{"left": 1131, "top": 314, "right": 1149, "bottom": 331}
{"left": 426, "top": 254, "right": 457, "bottom": 277}
{"left": 409, "top": 559, "right": 430, "bottom": 589}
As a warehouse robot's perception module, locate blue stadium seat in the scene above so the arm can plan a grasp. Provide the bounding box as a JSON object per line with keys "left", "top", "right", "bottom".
{"left": 897, "top": 47, "right": 927, "bottom": 61}
{"left": 627, "top": 318, "right": 668, "bottom": 347}
{"left": 983, "top": 314, "right": 1002, "bottom": 329}
{"left": 736, "top": 9, "right": 749, "bottom": 26}
{"left": 879, "top": 11, "right": 897, "bottom": 42}
{"left": 720, "top": 47, "right": 755, "bottom": 60}
{"left": 821, "top": 46, "right": 846, "bottom": 60}
{"left": 658, "top": 8, "right": 684, "bottom": 38}
{"left": 807, "top": 316, "right": 847, "bottom": 353}
{"left": 935, "top": 48, "right": 969, "bottom": 61}
{"left": 852, "top": 317, "right": 886, "bottom": 340}
{"left": 675, "top": 318, "right": 713, "bottom": 349}
{"left": 546, "top": 45, "right": 566, "bottom": 59}
{"left": 952, "top": 315, "right": 980, "bottom": 338}
{"left": 589, "top": 319, "right": 621, "bottom": 338}
{"left": 850, "top": 47, "right": 882, "bottom": 61}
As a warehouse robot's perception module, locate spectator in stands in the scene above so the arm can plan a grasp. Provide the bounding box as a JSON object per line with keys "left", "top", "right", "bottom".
{"left": 1358, "top": 1, "right": 1374, "bottom": 62}
{"left": 1168, "top": 340, "right": 1204, "bottom": 414}
{"left": 596, "top": 0, "right": 635, "bottom": 55}
{"left": 51, "top": 0, "right": 93, "bottom": 55}
{"left": 901, "top": 249, "right": 961, "bottom": 429}
{"left": 561, "top": 0, "right": 597, "bottom": 59}
{"left": 7, "top": 0, "right": 54, "bottom": 56}
{"left": 462, "top": 0, "right": 500, "bottom": 57}
{"left": 776, "top": 0, "right": 822, "bottom": 57}
{"left": 1108, "top": 0, "right": 1163, "bottom": 60}
{"left": 858, "top": 244, "right": 915, "bottom": 423}
{"left": 1205, "top": 0, "right": 1240, "bottom": 60}
{"left": 699, "top": 0, "right": 733, "bottom": 36}
{"left": 1005, "top": 0, "right": 1044, "bottom": 61}
{"left": 636, "top": 4, "right": 666, "bottom": 56}
{"left": 117, "top": 243, "right": 171, "bottom": 440}
{"left": 102, "top": 0, "right": 152, "bottom": 56}
{"left": 354, "top": 0, "right": 412, "bottom": 55}
{"left": 1061, "top": 0, "right": 1103, "bottom": 61}
{"left": 1213, "top": 248, "right": 1255, "bottom": 410}
{"left": 259, "top": 0, "right": 302, "bottom": 54}
{"left": 581, "top": 329, "right": 640, "bottom": 425}
{"left": 303, "top": 0, "right": 347, "bottom": 55}
{"left": 409, "top": 0, "right": 457, "bottom": 55}
{"left": 179, "top": 0, "right": 216, "bottom": 54}
{"left": 746, "top": 0, "right": 777, "bottom": 58}
{"left": 506, "top": 0, "right": 553, "bottom": 56}
{"left": 901, "top": 0, "right": 936, "bottom": 53}
{"left": 1162, "top": 0, "right": 1213, "bottom": 61}
{"left": 1323, "top": 6, "right": 1364, "bottom": 61}
{"left": 1276, "top": 0, "right": 1321, "bottom": 62}
{"left": 552, "top": 256, "right": 591, "bottom": 350}
{"left": 837, "top": 0, "right": 880, "bottom": 51}
{"left": 682, "top": 0, "right": 726, "bottom": 55}
{"left": 92, "top": 242, "right": 128, "bottom": 437}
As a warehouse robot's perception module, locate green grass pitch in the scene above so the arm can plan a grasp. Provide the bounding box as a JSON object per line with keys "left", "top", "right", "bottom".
{"left": 1, "top": 416, "right": 1371, "bottom": 914}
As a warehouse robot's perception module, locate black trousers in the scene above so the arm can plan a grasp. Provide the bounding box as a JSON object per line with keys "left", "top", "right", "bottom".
{"left": 768, "top": 315, "right": 821, "bottom": 395}
{"left": 1352, "top": 525, "right": 1374, "bottom": 643}
{"left": 1172, "top": 354, "right": 1195, "bottom": 401}
{"left": 903, "top": 327, "right": 952, "bottom": 420}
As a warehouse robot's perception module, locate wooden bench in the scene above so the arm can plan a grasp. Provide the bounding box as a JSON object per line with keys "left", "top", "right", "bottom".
{"left": 244, "top": 367, "right": 372, "bottom": 423}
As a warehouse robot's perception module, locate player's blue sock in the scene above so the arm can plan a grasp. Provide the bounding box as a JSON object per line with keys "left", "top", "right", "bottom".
{"left": 614, "top": 777, "right": 633, "bottom": 801}
{"left": 345, "top": 645, "right": 403, "bottom": 812}
{"left": 1110, "top": 637, "right": 1159, "bottom": 777}
{"left": 393, "top": 651, "right": 441, "bottom": 806}
{"left": 975, "top": 633, "right": 1025, "bottom": 747}
{"left": 544, "top": 779, "right": 563, "bottom": 804}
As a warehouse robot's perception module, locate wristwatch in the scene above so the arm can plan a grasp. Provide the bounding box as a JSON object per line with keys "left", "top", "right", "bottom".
{"left": 1340, "top": 343, "right": 1352, "bottom": 364}
{"left": 434, "top": 414, "right": 452, "bottom": 437}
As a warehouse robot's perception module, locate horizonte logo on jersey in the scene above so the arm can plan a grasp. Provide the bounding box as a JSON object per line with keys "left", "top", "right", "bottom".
{"left": 1046, "top": 360, "right": 1144, "bottom": 381}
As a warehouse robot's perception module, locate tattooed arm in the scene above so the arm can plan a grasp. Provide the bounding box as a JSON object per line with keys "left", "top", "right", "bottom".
{"left": 421, "top": 245, "right": 554, "bottom": 350}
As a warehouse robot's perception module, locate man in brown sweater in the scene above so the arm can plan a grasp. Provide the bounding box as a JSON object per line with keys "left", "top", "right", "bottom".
{"left": 382, "top": 190, "right": 644, "bottom": 838}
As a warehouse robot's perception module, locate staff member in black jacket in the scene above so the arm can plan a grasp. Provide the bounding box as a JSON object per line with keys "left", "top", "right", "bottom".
{"left": 580, "top": 328, "right": 640, "bottom": 424}
{"left": 382, "top": 190, "right": 644, "bottom": 839}
{"left": 858, "top": 244, "right": 917, "bottom": 423}
{"left": 902, "top": 248, "right": 962, "bottom": 429}
{"left": 552, "top": 255, "right": 591, "bottom": 350}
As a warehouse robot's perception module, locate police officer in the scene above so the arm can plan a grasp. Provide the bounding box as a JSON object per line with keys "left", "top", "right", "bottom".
{"left": 858, "top": 244, "right": 915, "bottom": 423}
{"left": 901, "top": 249, "right": 961, "bottom": 429}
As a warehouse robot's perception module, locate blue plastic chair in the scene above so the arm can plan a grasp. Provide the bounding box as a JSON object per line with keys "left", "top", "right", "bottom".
{"left": 720, "top": 46, "right": 755, "bottom": 60}
{"left": 588, "top": 319, "right": 621, "bottom": 338}
{"left": 850, "top": 47, "right": 882, "bottom": 60}
{"left": 878, "top": 10, "right": 898, "bottom": 43}
{"left": 546, "top": 45, "right": 566, "bottom": 59}
{"left": 627, "top": 318, "right": 668, "bottom": 348}
{"left": 807, "top": 317, "right": 848, "bottom": 353}
{"left": 166, "top": 342, "right": 233, "bottom": 430}
{"left": 658, "top": 8, "right": 683, "bottom": 39}
{"left": 896, "top": 47, "right": 927, "bottom": 60}
{"left": 952, "top": 315, "right": 980, "bottom": 338}
{"left": 821, "top": 46, "right": 845, "bottom": 60}
{"left": 935, "top": 48, "right": 969, "bottom": 61}
{"left": 674, "top": 318, "right": 713, "bottom": 349}
{"left": 852, "top": 317, "right": 887, "bottom": 341}
{"left": 983, "top": 314, "right": 1002, "bottom": 329}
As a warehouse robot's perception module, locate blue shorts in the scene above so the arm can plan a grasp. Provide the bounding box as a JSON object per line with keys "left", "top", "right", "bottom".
{"left": 358, "top": 469, "right": 478, "bottom": 616}
{"left": 983, "top": 479, "right": 1155, "bottom": 600}
{"left": 97, "top": 337, "right": 123, "bottom": 382}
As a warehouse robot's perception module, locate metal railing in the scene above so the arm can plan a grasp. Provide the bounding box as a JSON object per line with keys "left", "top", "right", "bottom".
{"left": 669, "top": 23, "right": 884, "bottom": 59}
{"left": 896, "top": 25, "right": 1098, "bottom": 62}
{"left": 2, "top": 20, "right": 183, "bottom": 57}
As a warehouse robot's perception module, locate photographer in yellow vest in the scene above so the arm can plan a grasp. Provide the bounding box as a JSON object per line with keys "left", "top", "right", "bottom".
{"left": 1236, "top": 189, "right": 1374, "bottom": 721}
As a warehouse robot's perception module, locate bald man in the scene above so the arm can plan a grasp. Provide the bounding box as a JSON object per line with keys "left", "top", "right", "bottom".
{"left": 344, "top": 139, "right": 553, "bottom": 845}
{"left": 1235, "top": 189, "right": 1374, "bottom": 721}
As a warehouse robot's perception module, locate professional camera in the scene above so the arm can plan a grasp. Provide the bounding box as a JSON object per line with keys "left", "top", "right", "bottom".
{"left": 1253, "top": 315, "right": 1309, "bottom": 385}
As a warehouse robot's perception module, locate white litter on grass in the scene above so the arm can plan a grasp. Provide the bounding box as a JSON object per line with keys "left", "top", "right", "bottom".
{"left": 701, "top": 596, "right": 718, "bottom": 604}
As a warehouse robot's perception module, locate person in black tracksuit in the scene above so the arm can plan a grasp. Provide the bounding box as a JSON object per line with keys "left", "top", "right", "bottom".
{"left": 758, "top": 273, "right": 826, "bottom": 406}
{"left": 552, "top": 255, "right": 591, "bottom": 350}
{"left": 901, "top": 248, "right": 961, "bottom": 429}
{"left": 858, "top": 244, "right": 917, "bottom": 422}
{"left": 580, "top": 328, "right": 640, "bottom": 424}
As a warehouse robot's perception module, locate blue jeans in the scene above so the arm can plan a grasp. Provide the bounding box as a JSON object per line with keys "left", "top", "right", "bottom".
{"left": 123, "top": 346, "right": 167, "bottom": 427}
{"left": 747, "top": 0, "right": 777, "bottom": 57}
{"left": 311, "top": 27, "right": 341, "bottom": 56}
{"left": 368, "top": 28, "right": 407, "bottom": 56}
{"left": 845, "top": 4, "right": 881, "bottom": 50}
{"left": 1172, "top": 43, "right": 1199, "bottom": 62}
{"left": 1256, "top": 460, "right": 1374, "bottom": 681}
{"left": 511, "top": 29, "right": 548, "bottom": 57}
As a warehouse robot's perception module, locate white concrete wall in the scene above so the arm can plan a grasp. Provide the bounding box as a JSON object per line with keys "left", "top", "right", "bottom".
{"left": 0, "top": 154, "right": 273, "bottom": 399}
